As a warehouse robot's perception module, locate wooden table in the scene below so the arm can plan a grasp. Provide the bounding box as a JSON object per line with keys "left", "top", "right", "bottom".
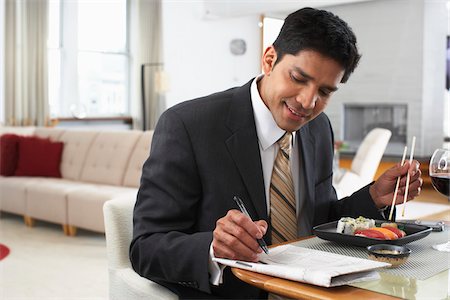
{"left": 232, "top": 268, "right": 399, "bottom": 299}
{"left": 231, "top": 233, "right": 449, "bottom": 300}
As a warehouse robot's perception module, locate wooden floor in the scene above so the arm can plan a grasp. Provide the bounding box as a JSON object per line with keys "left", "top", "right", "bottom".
{"left": 340, "top": 158, "right": 432, "bottom": 185}
{"left": 340, "top": 159, "right": 450, "bottom": 221}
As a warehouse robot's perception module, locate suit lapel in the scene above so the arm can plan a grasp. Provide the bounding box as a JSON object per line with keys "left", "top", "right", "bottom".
{"left": 298, "top": 123, "right": 316, "bottom": 220}
{"left": 225, "top": 80, "right": 268, "bottom": 221}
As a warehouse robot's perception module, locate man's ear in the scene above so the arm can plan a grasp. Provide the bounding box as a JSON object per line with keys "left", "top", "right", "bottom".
{"left": 262, "top": 46, "right": 277, "bottom": 75}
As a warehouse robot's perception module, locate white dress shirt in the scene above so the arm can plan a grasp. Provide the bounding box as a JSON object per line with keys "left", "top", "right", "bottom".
{"left": 208, "top": 75, "right": 302, "bottom": 285}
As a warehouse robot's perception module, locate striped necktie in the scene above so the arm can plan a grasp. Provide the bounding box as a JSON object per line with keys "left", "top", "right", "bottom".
{"left": 270, "top": 132, "right": 297, "bottom": 244}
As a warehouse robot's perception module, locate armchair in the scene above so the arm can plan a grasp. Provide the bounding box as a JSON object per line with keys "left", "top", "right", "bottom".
{"left": 333, "top": 128, "right": 392, "bottom": 199}
{"left": 103, "top": 197, "right": 178, "bottom": 300}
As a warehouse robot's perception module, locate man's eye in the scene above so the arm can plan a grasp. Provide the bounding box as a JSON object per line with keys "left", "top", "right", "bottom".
{"left": 319, "top": 89, "right": 331, "bottom": 97}
{"left": 291, "top": 75, "right": 306, "bottom": 84}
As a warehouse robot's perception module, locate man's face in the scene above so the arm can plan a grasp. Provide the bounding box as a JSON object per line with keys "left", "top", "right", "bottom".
{"left": 258, "top": 48, "right": 345, "bottom": 133}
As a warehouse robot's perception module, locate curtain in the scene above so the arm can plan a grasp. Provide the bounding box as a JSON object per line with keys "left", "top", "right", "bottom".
{"left": 130, "top": 0, "right": 164, "bottom": 130}
{"left": 4, "top": 0, "right": 49, "bottom": 126}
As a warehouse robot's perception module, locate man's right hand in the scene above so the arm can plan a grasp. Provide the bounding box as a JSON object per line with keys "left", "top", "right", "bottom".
{"left": 212, "top": 210, "right": 268, "bottom": 262}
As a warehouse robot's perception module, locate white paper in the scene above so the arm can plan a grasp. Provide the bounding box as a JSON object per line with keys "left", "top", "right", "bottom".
{"left": 213, "top": 244, "right": 390, "bottom": 287}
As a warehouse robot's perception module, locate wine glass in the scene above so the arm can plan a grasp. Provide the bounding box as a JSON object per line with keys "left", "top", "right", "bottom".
{"left": 429, "top": 149, "right": 450, "bottom": 198}
{"left": 429, "top": 149, "right": 450, "bottom": 252}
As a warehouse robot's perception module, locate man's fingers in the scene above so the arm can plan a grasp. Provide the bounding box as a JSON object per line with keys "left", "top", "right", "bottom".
{"left": 213, "top": 210, "right": 269, "bottom": 262}
{"left": 404, "top": 161, "right": 421, "bottom": 181}
{"left": 387, "top": 161, "right": 410, "bottom": 179}
{"left": 410, "top": 160, "right": 420, "bottom": 174}
{"left": 213, "top": 232, "right": 258, "bottom": 261}
{"left": 397, "top": 166, "right": 422, "bottom": 187}
{"left": 214, "top": 210, "right": 264, "bottom": 256}
{"left": 229, "top": 210, "right": 264, "bottom": 240}
{"left": 372, "top": 159, "right": 423, "bottom": 207}
{"left": 254, "top": 220, "right": 268, "bottom": 235}
{"left": 393, "top": 178, "right": 422, "bottom": 204}
{"left": 213, "top": 237, "right": 256, "bottom": 261}
{"left": 227, "top": 213, "right": 262, "bottom": 252}
{"left": 409, "top": 167, "right": 422, "bottom": 183}
{"left": 406, "top": 177, "right": 422, "bottom": 200}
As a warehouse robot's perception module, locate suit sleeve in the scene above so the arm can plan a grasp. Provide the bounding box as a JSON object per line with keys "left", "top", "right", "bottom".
{"left": 330, "top": 183, "right": 389, "bottom": 220}
{"left": 130, "top": 108, "right": 213, "bottom": 294}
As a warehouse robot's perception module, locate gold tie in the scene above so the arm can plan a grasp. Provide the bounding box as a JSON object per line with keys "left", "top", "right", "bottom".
{"left": 270, "top": 132, "right": 297, "bottom": 244}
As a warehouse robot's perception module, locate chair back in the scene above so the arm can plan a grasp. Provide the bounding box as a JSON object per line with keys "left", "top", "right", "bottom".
{"left": 103, "top": 197, "right": 178, "bottom": 300}
{"left": 104, "top": 197, "right": 135, "bottom": 269}
{"left": 351, "top": 128, "right": 392, "bottom": 182}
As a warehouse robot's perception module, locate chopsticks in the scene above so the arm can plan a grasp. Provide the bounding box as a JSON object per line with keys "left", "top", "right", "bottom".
{"left": 388, "top": 136, "right": 417, "bottom": 220}
{"left": 388, "top": 146, "right": 407, "bottom": 221}
{"left": 401, "top": 136, "right": 416, "bottom": 217}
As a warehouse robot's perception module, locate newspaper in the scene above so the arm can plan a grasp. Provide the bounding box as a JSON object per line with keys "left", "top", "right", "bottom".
{"left": 213, "top": 244, "right": 390, "bottom": 287}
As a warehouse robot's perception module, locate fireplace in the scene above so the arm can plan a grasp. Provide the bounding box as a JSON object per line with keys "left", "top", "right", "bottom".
{"left": 343, "top": 104, "right": 407, "bottom": 155}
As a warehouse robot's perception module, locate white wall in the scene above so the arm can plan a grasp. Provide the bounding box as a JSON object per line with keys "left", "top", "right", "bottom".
{"left": 324, "top": 0, "right": 447, "bottom": 157}
{"left": 202, "top": 0, "right": 373, "bottom": 18}
{"left": 162, "top": 0, "right": 447, "bottom": 158}
{"left": 162, "top": 1, "right": 261, "bottom": 109}
{"left": 0, "top": 1, "right": 4, "bottom": 125}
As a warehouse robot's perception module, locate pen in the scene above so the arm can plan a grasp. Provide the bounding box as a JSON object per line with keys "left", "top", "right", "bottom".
{"left": 233, "top": 196, "right": 269, "bottom": 254}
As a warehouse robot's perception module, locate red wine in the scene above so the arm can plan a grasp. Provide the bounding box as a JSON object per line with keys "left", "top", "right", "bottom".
{"left": 431, "top": 175, "right": 450, "bottom": 197}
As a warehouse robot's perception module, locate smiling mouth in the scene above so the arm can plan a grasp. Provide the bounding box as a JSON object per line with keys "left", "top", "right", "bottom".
{"left": 286, "top": 103, "right": 308, "bottom": 118}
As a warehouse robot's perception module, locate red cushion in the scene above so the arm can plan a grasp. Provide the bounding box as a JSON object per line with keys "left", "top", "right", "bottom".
{"left": 15, "top": 136, "right": 64, "bottom": 177}
{"left": 0, "top": 134, "right": 21, "bottom": 176}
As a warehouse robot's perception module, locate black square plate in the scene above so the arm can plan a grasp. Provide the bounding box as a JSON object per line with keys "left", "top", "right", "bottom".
{"left": 312, "top": 220, "right": 432, "bottom": 247}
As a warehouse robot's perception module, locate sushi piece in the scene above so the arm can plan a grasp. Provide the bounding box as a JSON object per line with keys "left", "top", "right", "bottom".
{"left": 382, "top": 226, "right": 406, "bottom": 238}
{"left": 370, "top": 227, "right": 399, "bottom": 240}
{"left": 336, "top": 217, "right": 356, "bottom": 234}
{"left": 354, "top": 216, "right": 375, "bottom": 230}
{"left": 381, "top": 222, "right": 398, "bottom": 228}
{"left": 354, "top": 229, "right": 386, "bottom": 239}
{"left": 336, "top": 216, "right": 376, "bottom": 235}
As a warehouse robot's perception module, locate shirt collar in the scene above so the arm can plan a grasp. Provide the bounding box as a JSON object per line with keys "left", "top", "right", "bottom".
{"left": 251, "top": 74, "right": 286, "bottom": 150}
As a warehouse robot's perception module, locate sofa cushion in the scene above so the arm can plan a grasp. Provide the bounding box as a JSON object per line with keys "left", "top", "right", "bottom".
{"left": 59, "top": 130, "right": 98, "bottom": 180}
{"left": 15, "top": 136, "right": 64, "bottom": 177}
{"left": 25, "top": 178, "right": 87, "bottom": 224}
{"left": 0, "top": 134, "right": 20, "bottom": 176}
{"left": 68, "top": 185, "right": 137, "bottom": 232}
{"left": 0, "top": 126, "right": 36, "bottom": 137}
{"left": 122, "top": 130, "right": 153, "bottom": 187}
{"left": 80, "top": 131, "right": 141, "bottom": 186}
{"left": 34, "top": 127, "right": 65, "bottom": 141}
{"left": 0, "top": 176, "right": 43, "bottom": 215}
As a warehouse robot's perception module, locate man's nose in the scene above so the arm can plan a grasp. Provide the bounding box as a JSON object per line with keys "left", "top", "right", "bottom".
{"left": 295, "top": 87, "right": 317, "bottom": 110}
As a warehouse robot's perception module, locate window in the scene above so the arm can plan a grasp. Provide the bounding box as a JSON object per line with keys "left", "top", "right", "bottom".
{"left": 48, "top": 0, "right": 129, "bottom": 118}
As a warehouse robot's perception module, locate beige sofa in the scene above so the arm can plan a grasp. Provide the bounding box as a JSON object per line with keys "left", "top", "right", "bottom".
{"left": 0, "top": 126, "right": 152, "bottom": 235}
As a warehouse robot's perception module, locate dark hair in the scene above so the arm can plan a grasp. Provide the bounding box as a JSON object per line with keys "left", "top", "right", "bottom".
{"left": 273, "top": 7, "right": 361, "bottom": 83}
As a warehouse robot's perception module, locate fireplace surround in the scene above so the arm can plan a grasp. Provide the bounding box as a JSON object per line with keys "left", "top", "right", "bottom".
{"left": 343, "top": 104, "right": 407, "bottom": 155}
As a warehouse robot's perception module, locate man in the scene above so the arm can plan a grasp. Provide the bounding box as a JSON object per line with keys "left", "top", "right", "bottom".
{"left": 130, "top": 7, "right": 422, "bottom": 299}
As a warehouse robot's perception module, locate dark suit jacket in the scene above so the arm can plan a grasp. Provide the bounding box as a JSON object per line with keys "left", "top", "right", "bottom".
{"left": 130, "top": 79, "right": 385, "bottom": 299}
